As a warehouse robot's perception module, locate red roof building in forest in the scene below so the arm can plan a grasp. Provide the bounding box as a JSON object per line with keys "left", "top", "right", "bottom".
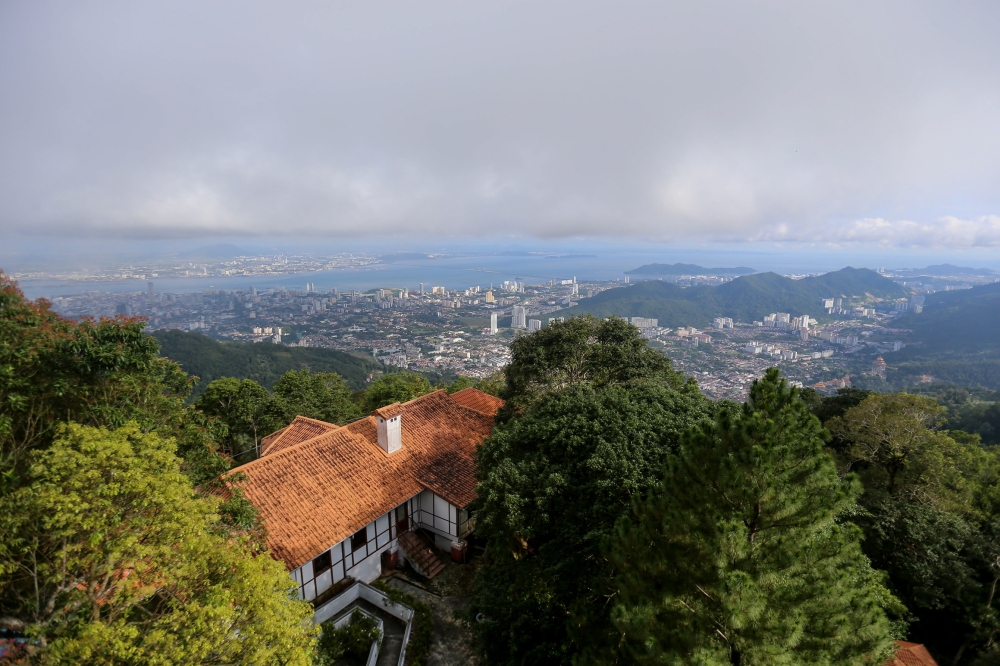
{"left": 225, "top": 388, "right": 502, "bottom": 601}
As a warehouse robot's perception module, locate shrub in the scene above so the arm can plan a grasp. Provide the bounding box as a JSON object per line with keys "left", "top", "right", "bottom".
{"left": 316, "top": 609, "right": 381, "bottom": 665}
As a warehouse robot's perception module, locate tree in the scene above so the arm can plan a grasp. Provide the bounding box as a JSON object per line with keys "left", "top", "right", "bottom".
{"left": 0, "top": 272, "right": 226, "bottom": 488}
{"left": 497, "top": 315, "right": 681, "bottom": 422}
{"left": 195, "top": 377, "right": 283, "bottom": 459}
{"left": 0, "top": 422, "right": 316, "bottom": 664}
{"left": 471, "top": 381, "right": 714, "bottom": 666}
{"left": 608, "top": 369, "right": 896, "bottom": 665}
{"left": 827, "top": 393, "right": 1000, "bottom": 662}
{"left": 271, "top": 369, "right": 361, "bottom": 425}
{"left": 355, "top": 372, "right": 432, "bottom": 413}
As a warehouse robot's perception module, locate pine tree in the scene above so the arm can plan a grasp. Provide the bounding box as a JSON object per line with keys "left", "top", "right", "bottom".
{"left": 608, "top": 368, "right": 896, "bottom": 666}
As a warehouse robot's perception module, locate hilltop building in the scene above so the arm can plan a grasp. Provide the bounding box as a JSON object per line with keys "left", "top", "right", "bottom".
{"left": 225, "top": 388, "right": 503, "bottom": 605}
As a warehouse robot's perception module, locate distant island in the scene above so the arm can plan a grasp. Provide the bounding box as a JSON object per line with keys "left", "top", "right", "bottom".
{"left": 545, "top": 254, "right": 598, "bottom": 259}
{"left": 626, "top": 263, "right": 756, "bottom": 276}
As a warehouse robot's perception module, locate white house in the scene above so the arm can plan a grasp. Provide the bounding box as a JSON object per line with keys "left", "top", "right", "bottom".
{"left": 225, "top": 387, "right": 503, "bottom": 602}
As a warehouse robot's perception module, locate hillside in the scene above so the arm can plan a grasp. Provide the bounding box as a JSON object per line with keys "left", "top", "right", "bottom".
{"left": 626, "top": 262, "right": 755, "bottom": 276}
{"left": 575, "top": 267, "right": 906, "bottom": 327}
{"left": 153, "top": 329, "right": 380, "bottom": 394}
{"left": 886, "top": 282, "right": 1000, "bottom": 389}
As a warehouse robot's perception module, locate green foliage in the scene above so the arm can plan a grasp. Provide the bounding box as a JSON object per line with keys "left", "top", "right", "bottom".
{"left": 272, "top": 369, "right": 362, "bottom": 424}
{"left": 316, "top": 609, "right": 381, "bottom": 665}
{"left": 608, "top": 368, "right": 895, "bottom": 665}
{"left": 152, "top": 328, "right": 379, "bottom": 395}
{"left": 474, "top": 372, "right": 505, "bottom": 397}
{"left": 195, "top": 377, "right": 285, "bottom": 458}
{"left": 356, "top": 372, "right": 432, "bottom": 413}
{"left": 0, "top": 422, "right": 317, "bottom": 664}
{"left": 888, "top": 282, "right": 1000, "bottom": 390}
{"left": 471, "top": 380, "right": 714, "bottom": 665}
{"left": 825, "top": 392, "right": 1000, "bottom": 662}
{"left": 371, "top": 580, "right": 433, "bottom": 666}
{"left": 572, "top": 267, "right": 905, "bottom": 327}
{"left": 497, "top": 314, "right": 684, "bottom": 422}
{"left": 0, "top": 272, "right": 228, "bottom": 487}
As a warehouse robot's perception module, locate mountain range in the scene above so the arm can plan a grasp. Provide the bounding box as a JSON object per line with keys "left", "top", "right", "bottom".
{"left": 574, "top": 267, "right": 906, "bottom": 327}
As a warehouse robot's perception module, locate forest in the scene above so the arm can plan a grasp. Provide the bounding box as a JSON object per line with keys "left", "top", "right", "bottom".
{"left": 152, "top": 328, "right": 381, "bottom": 395}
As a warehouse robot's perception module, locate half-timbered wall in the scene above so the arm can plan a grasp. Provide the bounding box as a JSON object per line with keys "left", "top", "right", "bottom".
{"left": 292, "top": 497, "right": 416, "bottom": 601}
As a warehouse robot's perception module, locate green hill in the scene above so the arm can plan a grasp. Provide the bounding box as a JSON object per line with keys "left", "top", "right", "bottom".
{"left": 885, "top": 282, "right": 1000, "bottom": 389}
{"left": 575, "top": 267, "right": 906, "bottom": 327}
{"left": 153, "top": 329, "right": 380, "bottom": 394}
{"left": 626, "top": 263, "right": 755, "bottom": 276}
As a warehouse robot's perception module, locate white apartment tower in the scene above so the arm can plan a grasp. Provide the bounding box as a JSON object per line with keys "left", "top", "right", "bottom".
{"left": 490, "top": 313, "right": 498, "bottom": 335}
{"left": 511, "top": 306, "right": 527, "bottom": 329}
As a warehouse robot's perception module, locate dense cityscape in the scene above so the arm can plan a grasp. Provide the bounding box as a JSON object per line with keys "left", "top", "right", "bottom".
{"left": 39, "top": 261, "right": 997, "bottom": 401}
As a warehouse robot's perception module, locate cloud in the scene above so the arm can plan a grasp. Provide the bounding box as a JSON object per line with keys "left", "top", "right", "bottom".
{"left": 752, "top": 215, "right": 1000, "bottom": 249}
{"left": 1, "top": 1, "right": 999, "bottom": 247}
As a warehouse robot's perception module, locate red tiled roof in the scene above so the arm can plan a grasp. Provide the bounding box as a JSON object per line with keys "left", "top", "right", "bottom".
{"left": 450, "top": 387, "right": 504, "bottom": 417}
{"left": 373, "top": 403, "right": 404, "bottom": 419}
{"left": 225, "top": 388, "right": 500, "bottom": 570}
{"left": 260, "top": 416, "right": 339, "bottom": 456}
{"left": 884, "top": 642, "right": 938, "bottom": 666}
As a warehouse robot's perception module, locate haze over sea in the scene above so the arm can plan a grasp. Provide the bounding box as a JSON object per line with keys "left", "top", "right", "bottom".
{"left": 13, "top": 241, "right": 1000, "bottom": 301}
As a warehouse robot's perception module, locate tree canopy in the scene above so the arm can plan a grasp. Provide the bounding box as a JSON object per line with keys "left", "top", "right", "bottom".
{"left": 497, "top": 315, "right": 683, "bottom": 422}
{"left": 608, "top": 369, "right": 896, "bottom": 665}
{"left": 472, "top": 379, "right": 713, "bottom": 665}
{"left": 821, "top": 391, "right": 1000, "bottom": 662}
{"left": 0, "top": 422, "right": 316, "bottom": 663}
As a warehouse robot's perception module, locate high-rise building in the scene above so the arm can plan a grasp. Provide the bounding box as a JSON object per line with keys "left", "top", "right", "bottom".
{"left": 419, "top": 283, "right": 425, "bottom": 295}
{"left": 490, "top": 313, "right": 498, "bottom": 335}
{"left": 485, "top": 291, "right": 495, "bottom": 303}
{"left": 511, "top": 306, "right": 527, "bottom": 329}
{"left": 528, "top": 319, "right": 542, "bottom": 332}
{"left": 250, "top": 286, "right": 257, "bottom": 297}
{"left": 147, "top": 281, "right": 154, "bottom": 297}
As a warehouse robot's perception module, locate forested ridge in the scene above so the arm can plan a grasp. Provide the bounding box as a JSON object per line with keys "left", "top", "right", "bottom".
{"left": 153, "top": 328, "right": 380, "bottom": 395}
{"left": 888, "top": 282, "right": 1000, "bottom": 390}
{"left": 574, "top": 266, "right": 906, "bottom": 326}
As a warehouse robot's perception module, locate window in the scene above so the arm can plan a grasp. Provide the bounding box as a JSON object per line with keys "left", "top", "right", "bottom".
{"left": 351, "top": 528, "right": 367, "bottom": 553}
{"left": 312, "top": 550, "right": 332, "bottom": 576}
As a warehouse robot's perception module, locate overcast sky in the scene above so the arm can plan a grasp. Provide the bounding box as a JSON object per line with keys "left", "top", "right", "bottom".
{"left": 2, "top": 1, "right": 999, "bottom": 250}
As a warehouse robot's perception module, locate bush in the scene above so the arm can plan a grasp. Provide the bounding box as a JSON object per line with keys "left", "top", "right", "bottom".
{"left": 316, "top": 609, "right": 381, "bottom": 665}
{"left": 371, "top": 580, "right": 433, "bottom": 666}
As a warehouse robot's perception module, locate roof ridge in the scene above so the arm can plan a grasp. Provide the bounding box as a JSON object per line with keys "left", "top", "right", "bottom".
{"left": 226, "top": 424, "right": 369, "bottom": 477}
{"left": 260, "top": 415, "right": 339, "bottom": 456}
{"left": 289, "top": 414, "right": 340, "bottom": 428}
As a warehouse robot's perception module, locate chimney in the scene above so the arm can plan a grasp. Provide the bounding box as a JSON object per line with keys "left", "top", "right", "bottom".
{"left": 373, "top": 403, "right": 403, "bottom": 454}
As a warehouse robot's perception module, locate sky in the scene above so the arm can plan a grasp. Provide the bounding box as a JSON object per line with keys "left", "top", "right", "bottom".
{"left": 2, "top": 1, "right": 1000, "bottom": 264}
